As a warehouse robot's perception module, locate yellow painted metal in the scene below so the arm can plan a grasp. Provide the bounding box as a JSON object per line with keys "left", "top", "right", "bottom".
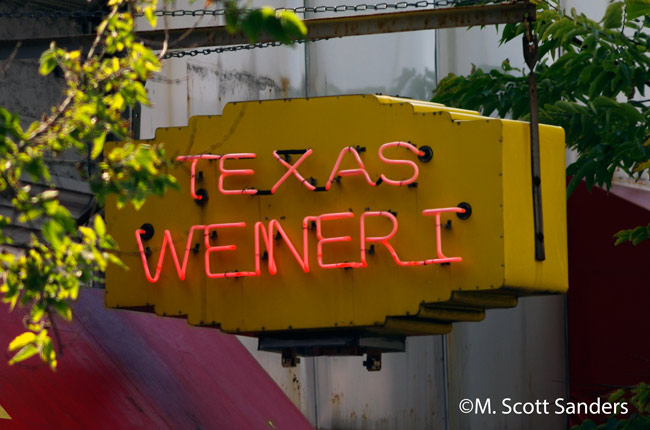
{"left": 105, "top": 95, "right": 568, "bottom": 336}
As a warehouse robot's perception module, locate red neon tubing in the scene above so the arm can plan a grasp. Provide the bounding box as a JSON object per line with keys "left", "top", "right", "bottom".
{"left": 219, "top": 153, "right": 258, "bottom": 195}
{"left": 136, "top": 225, "right": 205, "bottom": 283}
{"left": 176, "top": 154, "right": 221, "bottom": 200}
{"left": 359, "top": 211, "right": 427, "bottom": 267}
{"left": 422, "top": 207, "right": 466, "bottom": 264}
{"left": 271, "top": 149, "right": 316, "bottom": 193}
{"left": 326, "top": 147, "right": 377, "bottom": 190}
{"left": 378, "top": 141, "right": 421, "bottom": 186}
{"left": 204, "top": 222, "right": 258, "bottom": 278}
{"left": 316, "top": 212, "right": 363, "bottom": 269}
{"left": 267, "top": 219, "right": 310, "bottom": 274}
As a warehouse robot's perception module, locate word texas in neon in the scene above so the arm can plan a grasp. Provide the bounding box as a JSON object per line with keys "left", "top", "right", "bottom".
{"left": 176, "top": 142, "right": 425, "bottom": 199}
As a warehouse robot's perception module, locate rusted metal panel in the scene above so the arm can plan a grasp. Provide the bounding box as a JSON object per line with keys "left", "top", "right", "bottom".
{"left": 312, "top": 337, "right": 448, "bottom": 429}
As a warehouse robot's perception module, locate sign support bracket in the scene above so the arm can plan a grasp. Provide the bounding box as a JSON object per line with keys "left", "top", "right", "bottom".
{"left": 523, "top": 18, "right": 545, "bottom": 261}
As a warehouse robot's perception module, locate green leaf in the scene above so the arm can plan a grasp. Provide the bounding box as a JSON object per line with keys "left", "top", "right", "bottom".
{"left": 31, "top": 302, "right": 46, "bottom": 323}
{"left": 53, "top": 300, "right": 72, "bottom": 321}
{"left": 263, "top": 12, "right": 289, "bottom": 44}
{"left": 144, "top": 6, "right": 157, "bottom": 28}
{"left": 39, "top": 48, "right": 57, "bottom": 76}
{"left": 541, "top": 18, "right": 573, "bottom": 42}
{"left": 225, "top": 4, "right": 240, "bottom": 33}
{"left": 42, "top": 219, "right": 64, "bottom": 249}
{"left": 279, "top": 10, "right": 307, "bottom": 39}
{"left": 94, "top": 214, "right": 106, "bottom": 238}
{"left": 609, "top": 388, "right": 626, "bottom": 403}
{"left": 241, "top": 9, "right": 264, "bottom": 43}
{"left": 9, "top": 344, "right": 38, "bottom": 365}
{"left": 589, "top": 71, "right": 612, "bottom": 98}
{"left": 626, "top": 0, "right": 650, "bottom": 20}
{"left": 91, "top": 133, "right": 106, "bottom": 160}
{"left": 603, "top": 2, "right": 623, "bottom": 29}
{"left": 631, "top": 226, "right": 649, "bottom": 245}
{"left": 8, "top": 332, "right": 36, "bottom": 351}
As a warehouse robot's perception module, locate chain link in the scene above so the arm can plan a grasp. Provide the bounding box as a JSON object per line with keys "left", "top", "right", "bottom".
{"left": 0, "top": 0, "right": 505, "bottom": 19}
{"left": 0, "top": 10, "right": 106, "bottom": 19}
{"left": 162, "top": 39, "right": 322, "bottom": 59}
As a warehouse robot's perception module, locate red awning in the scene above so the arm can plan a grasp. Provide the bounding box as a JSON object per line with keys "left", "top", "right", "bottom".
{"left": 568, "top": 182, "right": 650, "bottom": 426}
{"left": 0, "top": 289, "right": 312, "bottom": 429}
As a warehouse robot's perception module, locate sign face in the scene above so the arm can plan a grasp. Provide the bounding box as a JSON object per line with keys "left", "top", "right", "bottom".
{"left": 106, "top": 95, "right": 568, "bottom": 335}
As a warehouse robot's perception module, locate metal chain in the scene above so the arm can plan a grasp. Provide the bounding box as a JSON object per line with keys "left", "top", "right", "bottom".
{"left": 162, "top": 38, "right": 326, "bottom": 59}
{"left": 0, "top": 10, "right": 106, "bottom": 19}
{"left": 0, "top": 0, "right": 505, "bottom": 19}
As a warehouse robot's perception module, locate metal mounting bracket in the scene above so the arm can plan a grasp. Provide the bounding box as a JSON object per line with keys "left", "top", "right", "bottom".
{"left": 523, "top": 19, "right": 545, "bottom": 261}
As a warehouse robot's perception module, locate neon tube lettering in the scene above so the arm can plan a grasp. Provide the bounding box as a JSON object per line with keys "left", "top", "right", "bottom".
{"left": 316, "top": 212, "right": 364, "bottom": 269}
{"left": 421, "top": 207, "right": 466, "bottom": 264}
{"left": 176, "top": 155, "right": 222, "bottom": 200}
{"left": 378, "top": 142, "right": 423, "bottom": 186}
{"left": 204, "top": 222, "right": 258, "bottom": 278}
{"left": 266, "top": 219, "right": 310, "bottom": 274}
{"left": 326, "top": 147, "right": 377, "bottom": 190}
{"left": 219, "top": 153, "right": 258, "bottom": 195}
{"left": 360, "top": 211, "right": 426, "bottom": 267}
{"left": 254, "top": 221, "right": 272, "bottom": 275}
{"left": 136, "top": 225, "right": 205, "bottom": 282}
{"left": 271, "top": 149, "right": 316, "bottom": 193}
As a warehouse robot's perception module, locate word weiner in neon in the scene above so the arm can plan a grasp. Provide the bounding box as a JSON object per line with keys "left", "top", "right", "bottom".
{"left": 135, "top": 208, "right": 465, "bottom": 283}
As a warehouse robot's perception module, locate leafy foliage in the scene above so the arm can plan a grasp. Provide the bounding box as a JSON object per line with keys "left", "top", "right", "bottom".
{"left": 225, "top": 4, "right": 307, "bottom": 44}
{"left": 571, "top": 383, "right": 650, "bottom": 429}
{"left": 431, "top": 0, "right": 650, "bottom": 245}
{"left": 614, "top": 222, "right": 650, "bottom": 245}
{"left": 0, "top": 0, "right": 305, "bottom": 369}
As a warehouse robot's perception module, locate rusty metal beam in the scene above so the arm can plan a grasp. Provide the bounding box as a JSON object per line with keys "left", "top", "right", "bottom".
{"left": 0, "top": 2, "right": 535, "bottom": 60}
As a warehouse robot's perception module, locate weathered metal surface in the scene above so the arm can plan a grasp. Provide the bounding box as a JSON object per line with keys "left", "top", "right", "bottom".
{"left": 312, "top": 336, "right": 448, "bottom": 429}
{"left": 0, "top": 289, "right": 312, "bottom": 429}
{"left": 0, "top": 2, "right": 536, "bottom": 59}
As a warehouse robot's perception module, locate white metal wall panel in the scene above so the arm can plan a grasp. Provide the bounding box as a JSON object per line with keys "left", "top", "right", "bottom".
{"left": 446, "top": 297, "right": 567, "bottom": 429}
{"left": 139, "top": 0, "right": 306, "bottom": 140}
{"left": 304, "top": 0, "right": 437, "bottom": 99}
{"left": 312, "top": 337, "right": 447, "bottom": 430}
